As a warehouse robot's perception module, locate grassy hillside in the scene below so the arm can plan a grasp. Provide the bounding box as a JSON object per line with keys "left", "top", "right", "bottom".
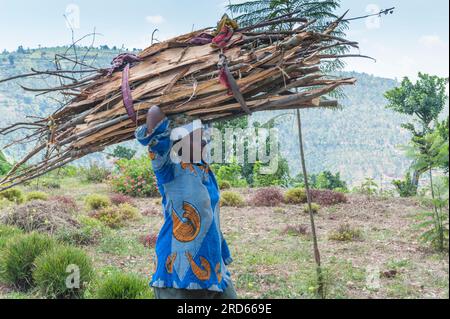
{"left": 1, "top": 47, "right": 411, "bottom": 185}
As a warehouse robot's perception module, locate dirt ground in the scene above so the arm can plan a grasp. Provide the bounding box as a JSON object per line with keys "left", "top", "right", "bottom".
{"left": 1, "top": 183, "right": 448, "bottom": 299}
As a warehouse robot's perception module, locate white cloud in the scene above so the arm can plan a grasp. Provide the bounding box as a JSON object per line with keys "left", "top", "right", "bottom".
{"left": 145, "top": 15, "right": 165, "bottom": 25}
{"left": 419, "top": 35, "right": 447, "bottom": 48}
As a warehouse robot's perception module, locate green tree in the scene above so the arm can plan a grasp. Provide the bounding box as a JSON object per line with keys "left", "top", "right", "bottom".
{"left": 385, "top": 73, "right": 449, "bottom": 190}
{"left": 110, "top": 146, "right": 137, "bottom": 160}
{"left": 0, "top": 151, "right": 11, "bottom": 176}
{"left": 316, "top": 170, "right": 347, "bottom": 190}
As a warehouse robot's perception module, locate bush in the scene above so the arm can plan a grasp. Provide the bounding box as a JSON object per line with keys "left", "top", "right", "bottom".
{"left": 90, "top": 204, "right": 141, "bottom": 229}
{"left": 310, "top": 190, "right": 348, "bottom": 206}
{"left": 49, "top": 196, "right": 78, "bottom": 212}
{"left": 220, "top": 191, "right": 245, "bottom": 207}
{"left": 0, "top": 233, "right": 55, "bottom": 290}
{"left": 1, "top": 201, "right": 80, "bottom": 235}
{"left": 393, "top": 172, "right": 417, "bottom": 198}
{"left": 85, "top": 194, "right": 111, "bottom": 210}
{"left": 110, "top": 156, "right": 159, "bottom": 198}
{"left": 81, "top": 163, "right": 111, "bottom": 183}
{"left": 0, "top": 225, "right": 23, "bottom": 249}
{"left": 94, "top": 272, "right": 153, "bottom": 299}
{"left": 110, "top": 194, "right": 136, "bottom": 206}
{"left": 284, "top": 188, "right": 307, "bottom": 204}
{"left": 303, "top": 203, "right": 321, "bottom": 214}
{"left": 329, "top": 224, "right": 363, "bottom": 242}
{"left": 26, "top": 191, "right": 49, "bottom": 202}
{"left": 0, "top": 188, "right": 25, "bottom": 204}
{"left": 40, "top": 179, "right": 61, "bottom": 189}
{"left": 33, "top": 246, "right": 94, "bottom": 299}
{"left": 252, "top": 158, "right": 290, "bottom": 187}
{"left": 212, "top": 161, "right": 248, "bottom": 188}
{"left": 56, "top": 216, "right": 108, "bottom": 246}
{"left": 250, "top": 187, "right": 284, "bottom": 207}
{"left": 218, "top": 180, "right": 232, "bottom": 190}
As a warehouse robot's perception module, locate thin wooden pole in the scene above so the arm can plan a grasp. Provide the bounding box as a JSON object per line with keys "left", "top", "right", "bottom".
{"left": 296, "top": 108, "right": 324, "bottom": 298}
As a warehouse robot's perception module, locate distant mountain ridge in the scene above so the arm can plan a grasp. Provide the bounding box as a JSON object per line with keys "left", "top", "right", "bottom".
{"left": 0, "top": 47, "right": 414, "bottom": 185}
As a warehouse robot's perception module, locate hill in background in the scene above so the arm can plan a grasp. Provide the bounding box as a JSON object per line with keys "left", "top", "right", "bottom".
{"left": 1, "top": 47, "right": 413, "bottom": 186}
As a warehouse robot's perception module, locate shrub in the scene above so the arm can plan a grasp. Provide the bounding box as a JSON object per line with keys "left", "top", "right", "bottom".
{"left": 393, "top": 172, "right": 417, "bottom": 198}
{"left": 49, "top": 196, "right": 78, "bottom": 212}
{"left": 315, "top": 171, "right": 348, "bottom": 191}
{"left": 56, "top": 216, "right": 108, "bottom": 246}
{"left": 220, "top": 191, "right": 245, "bottom": 207}
{"left": 85, "top": 194, "right": 111, "bottom": 210}
{"left": 26, "top": 191, "right": 49, "bottom": 202}
{"left": 81, "top": 163, "right": 111, "bottom": 183}
{"left": 0, "top": 233, "right": 55, "bottom": 290}
{"left": 212, "top": 161, "right": 247, "bottom": 188}
{"left": 303, "top": 203, "right": 321, "bottom": 214}
{"left": 33, "top": 246, "right": 94, "bottom": 299}
{"left": 94, "top": 272, "right": 153, "bottom": 299}
{"left": 110, "top": 194, "right": 136, "bottom": 206}
{"left": 1, "top": 201, "right": 80, "bottom": 235}
{"left": 310, "top": 190, "right": 348, "bottom": 206}
{"left": 140, "top": 234, "right": 158, "bottom": 248}
{"left": 90, "top": 204, "right": 141, "bottom": 229}
{"left": 252, "top": 158, "right": 290, "bottom": 187}
{"left": 250, "top": 187, "right": 284, "bottom": 207}
{"left": 218, "top": 180, "right": 232, "bottom": 190}
{"left": 329, "top": 224, "right": 363, "bottom": 242}
{"left": 0, "top": 225, "right": 23, "bottom": 249}
{"left": 0, "top": 188, "right": 25, "bottom": 204}
{"left": 110, "top": 156, "right": 159, "bottom": 198}
{"left": 284, "top": 188, "right": 307, "bottom": 204}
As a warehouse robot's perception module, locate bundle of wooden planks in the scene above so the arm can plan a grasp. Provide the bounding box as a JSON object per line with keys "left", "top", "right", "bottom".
{"left": 0, "top": 14, "right": 364, "bottom": 191}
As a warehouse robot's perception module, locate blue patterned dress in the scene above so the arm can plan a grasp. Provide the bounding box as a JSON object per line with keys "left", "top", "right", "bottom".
{"left": 135, "top": 119, "right": 233, "bottom": 292}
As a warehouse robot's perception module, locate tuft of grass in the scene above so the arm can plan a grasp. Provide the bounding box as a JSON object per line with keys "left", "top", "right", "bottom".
{"left": 329, "top": 224, "right": 363, "bottom": 242}
{"left": 85, "top": 194, "right": 111, "bottom": 210}
{"left": 218, "top": 180, "right": 232, "bottom": 190}
{"left": 56, "top": 216, "right": 109, "bottom": 246}
{"left": 283, "top": 224, "right": 308, "bottom": 237}
{"left": 93, "top": 272, "right": 153, "bottom": 299}
{"left": 221, "top": 191, "right": 246, "bottom": 207}
{"left": 26, "top": 191, "right": 49, "bottom": 202}
{"left": 0, "top": 233, "right": 56, "bottom": 290}
{"left": 33, "top": 245, "right": 95, "bottom": 299}
{"left": 0, "top": 224, "right": 23, "bottom": 249}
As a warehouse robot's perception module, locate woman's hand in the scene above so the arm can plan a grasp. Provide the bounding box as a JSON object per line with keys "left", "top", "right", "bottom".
{"left": 146, "top": 105, "right": 166, "bottom": 135}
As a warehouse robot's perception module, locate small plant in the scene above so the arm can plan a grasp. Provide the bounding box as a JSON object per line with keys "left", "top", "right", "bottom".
{"left": 220, "top": 191, "right": 245, "bottom": 207}
{"left": 90, "top": 204, "right": 141, "bottom": 229}
{"left": 360, "top": 178, "right": 379, "bottom": 198}
{"left": 0, "top": 233, "right": 55, "bottom": 290}
{"left": 81, "top": 162, "right": 111, "bottom": 183}
{"left": 0, "top": 225, "right": 23, "bottom": 249}
{"left": 218, "top": 180, "right": 232, "bottom": 190}
{"left": 0, "top": 188, "right": 25, "bottom": 204}
{"left": 110, "top": 193, "right": 136, "bottom": 206}
{"left": 310, "top": 190, "right": 348, "bottom": 206}
{"left": 250, "top": 187, "right": 284, "bottom": 207}
{"left": 303, "top": 203, "right": 321, "bottom": 214}
{"left": 329, "top": 224, "right": 363, "bottom": 242}
{"left": 85, "top": 194, "right": 111, "bottom": 210}
{"left": 283, "top": 224, "right": 308, "bottom": 236}
{"left": 94, "top": 272, "right": 153, "bottom": 299}
{"left": 140, "top": 233, "right": 158, "bottom": 248}
{"left": 392, "top": 172, "right": 418, "bottom": 198}
{"left": 26, "top": 191, "right": 49, "bottom": 202}
{"left": 33, "top": 246, "right": 94, "bottom": 299}
{"left": 284, "top": 188, "right": 307, "bottom": 204}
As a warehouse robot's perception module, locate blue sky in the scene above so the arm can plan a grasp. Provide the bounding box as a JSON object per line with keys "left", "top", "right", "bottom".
{"left": 0, "top": 0, "right": 448, "bottom": 80}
